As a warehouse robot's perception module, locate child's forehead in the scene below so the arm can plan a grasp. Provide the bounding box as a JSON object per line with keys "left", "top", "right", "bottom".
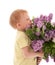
{"left": 20, "top": 12, "right": 29, "bottom": 18}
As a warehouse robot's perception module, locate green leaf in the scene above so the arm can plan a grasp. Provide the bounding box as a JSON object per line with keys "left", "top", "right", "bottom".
{"left": 51, "top": 48, "right": 55, "bottom": 57}
{"left": 25, "top": 28, "right": 37, "bottom": 40}
{"left": 43, "top": 53, "right": 48, "bottom": 59}
{"left": 53, "top": 44, "right": 55, "bottom": 48}
{"left": 32, "top": 16, "right": 35, "bottom": 22}
{"left": 46, "top": 22, "right": 54, "bottom": 30}
{"left": 36, "top": 28, "right": 40, "bottom": 32}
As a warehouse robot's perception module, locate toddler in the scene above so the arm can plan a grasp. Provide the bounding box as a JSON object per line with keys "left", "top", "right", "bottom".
{"left": 9, "top": 9, "right": 44, "bottom": 65}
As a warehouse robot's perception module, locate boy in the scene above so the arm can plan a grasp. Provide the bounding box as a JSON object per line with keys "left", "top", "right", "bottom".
{"left": 9, "top": 9, "right": 44, "bottom": 65}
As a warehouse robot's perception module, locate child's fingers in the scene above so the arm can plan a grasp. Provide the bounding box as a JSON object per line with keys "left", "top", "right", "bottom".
{"left": 37, "top": 57, "right": 42, "bottom": 64}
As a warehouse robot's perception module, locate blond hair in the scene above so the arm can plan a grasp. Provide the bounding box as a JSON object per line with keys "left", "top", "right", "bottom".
{"left": 9, "top": 9, "right": 27, "bottom": 29}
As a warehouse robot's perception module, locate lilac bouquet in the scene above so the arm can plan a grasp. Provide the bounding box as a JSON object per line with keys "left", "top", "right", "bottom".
{"left": 25, "top": 13, "right": 55, "bottom": 62}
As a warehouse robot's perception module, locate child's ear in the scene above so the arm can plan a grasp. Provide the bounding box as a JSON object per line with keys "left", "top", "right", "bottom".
{"left": 17, "top": 23, "right": 21, "bottom": 27}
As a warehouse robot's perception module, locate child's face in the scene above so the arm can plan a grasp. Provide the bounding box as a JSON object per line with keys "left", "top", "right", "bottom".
{"left": 17, "top": 13, "right": 32, "bottom": 30}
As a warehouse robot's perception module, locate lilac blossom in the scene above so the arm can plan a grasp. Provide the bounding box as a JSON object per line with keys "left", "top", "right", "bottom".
{"left": 26, "top": 13, "right": 55, "bottom": 62}
{"left": 46, "top": 13, "right": 53, "bottom": 22}
{"left": 46, "top": 56, "right": 49, "bottom": 62}
{"left": 44, "top": 31, "right": 50, "bottom": 41}
{"left": 35, "top": 32, "right": 41, "bottom": 36}
{"left": 49, "top": 30, "right": 54, "bottom": 38}
{"left": 31, "top": 40, "right": 44, "bottom": 52}
{"left": 36, "top": 20, "right": 44, "bottom": 28}
{"left": 40, "top": 15, "right": 44, "bottom": 21}
{"left": 43, "top": 16, "right": 47, "bottom": 22}
{"left": 46, "top": 16, "right": 51, "bottom": 22}
{"left": 40, "top": 15, "right": 47, "bottom": 22}
{"left": 49, "top": 13, "right": 53, "bottom": 20}
{"left": 44, "top": 30, "right": 55, "bottom": 41}
{"left": 34, "top": 18, "right": 39, "bottom": 25}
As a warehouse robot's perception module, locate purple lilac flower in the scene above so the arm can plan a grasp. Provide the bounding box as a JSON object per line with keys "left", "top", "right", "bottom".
{"left": 46, "top": 13, "right": 53, "bottom": 22}
{"left": 49, "top": 30, "right": 55, "bottom": 38}
{"left": 37, "top": 40, "right": 44, "bottom": 44}
{"left": 43, "top": 16, "right": 47, "bottom": 22}
{"left": 31, "top": 40, "right": 44, "bottom": 52}
{"left": 40, "top": 15, "right": 44, "bottom": 21}
{"left": 37, "top": 20, "right": 43, "bottom": 28}
{"left": 32, "top": 40, "right": 37, "bottom": 45}
{"left": 46, "top": 16, "right": 52, "bottom": 23}
{"left": 44, "top": 31, "right": 50, "bottom": 41}
{"left": 49, "top": 30, "right": 54, "bottom": 39}
{"left": 40, "top": 15, "right": 47, "bottom": 22}
{"left": 46, "top": 16, "right": 50, "bottom": 22}
{"left": 44, "top": 30, "right": 55, "bottom": 41}
{"left": 46, "top": 56, "right": 49, "bottom": 62}
{"left": 34, "top": 18, "right": 39, "bottom": 25}
{"left": 49, "top": 13, "right": 53, "bottom": 20}
{"left": 35, "top": 32, "right": 41, "bottom": 36}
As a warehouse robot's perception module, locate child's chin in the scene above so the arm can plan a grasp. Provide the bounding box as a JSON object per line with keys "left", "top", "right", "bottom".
{"left": 26, "top": 25, "right": 30, "bottom": 28}
{"left": 27, "top": 25, "right": 32, "bottom": 28}
{"left": 25, "top": 25, "right": 32, "bottom": 30}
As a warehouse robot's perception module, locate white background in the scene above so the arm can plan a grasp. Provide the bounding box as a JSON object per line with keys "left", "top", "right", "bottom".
{"left": 0, "top": 0, "right": 55, "bottom": 65}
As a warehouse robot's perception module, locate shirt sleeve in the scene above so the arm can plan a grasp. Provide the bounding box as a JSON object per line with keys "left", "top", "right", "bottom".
{"left": 17, "top": 33, "right": 29, "bottom": 48}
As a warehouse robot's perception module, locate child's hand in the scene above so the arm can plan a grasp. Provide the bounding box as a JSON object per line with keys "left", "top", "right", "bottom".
{"left": 37, "top": 57, "right": 42, "bottom": 65}
{"left": 37, "top": 50, "right": 44, "bottom": 58}
{"left": 36, "top": 50, "right": 44, "bottom": 65}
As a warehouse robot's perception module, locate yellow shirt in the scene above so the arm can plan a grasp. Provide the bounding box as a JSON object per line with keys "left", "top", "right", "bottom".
{"left": 14, "top": 30, "right": 37, "bottom": 65}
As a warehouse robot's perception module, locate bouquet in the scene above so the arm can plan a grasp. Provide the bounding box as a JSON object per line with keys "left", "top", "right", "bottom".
{"left": 25, "top": 13, "right": 55, "bottom": 63}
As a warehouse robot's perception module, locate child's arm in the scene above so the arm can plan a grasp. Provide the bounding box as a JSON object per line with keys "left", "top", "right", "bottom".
{"left": 21, "top": 46, "right": 44, "bottom": 58}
